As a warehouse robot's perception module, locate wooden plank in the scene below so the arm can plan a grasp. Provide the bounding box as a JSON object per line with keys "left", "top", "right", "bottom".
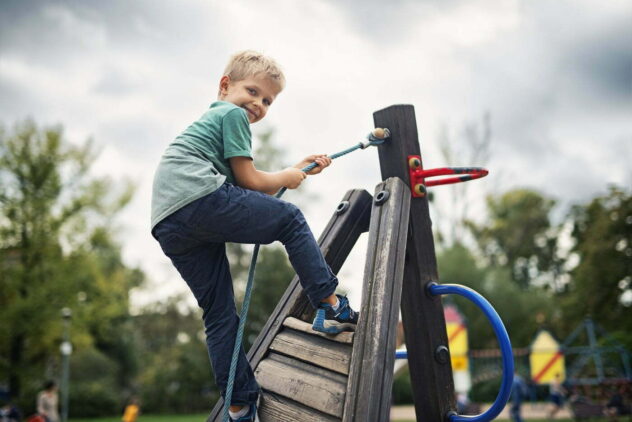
{"left": 282, "top": 316, "right": 354, "bottom": 344}
{"left": 258, "top": 391, "right": 339, "bottom": 422}
{"left": 374, "top": 104, "right": 456, "bottom": 421}
{"left": 255, "top": 353, "right": 347, "bottom": 418}
{"left": 343, "top": 177, "right": 411, "bottom": 422}
{"left": 207, "top": 189, "right": 372, "bottom": 422}
{"left": 270, "top": 328, "right": 352, "bottom": 375}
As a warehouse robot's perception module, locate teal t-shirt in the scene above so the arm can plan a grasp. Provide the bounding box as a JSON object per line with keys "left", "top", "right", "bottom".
{"left": 151, "top": 101, "right": 252, "bottom": 229}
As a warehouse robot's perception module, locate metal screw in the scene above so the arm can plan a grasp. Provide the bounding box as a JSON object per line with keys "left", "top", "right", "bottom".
{"left": 336, "top": 200, "right": 350, "bottom": 215}
{"left": 435, "top": 345, "right": 450, "bottom": 364}
{"left": 375, "top": 190, "right": 390, "bottom": 205}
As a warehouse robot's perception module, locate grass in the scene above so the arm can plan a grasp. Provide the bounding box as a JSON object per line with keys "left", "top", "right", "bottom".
{"left": 70, "top": 415, "right": 209, "bottom": 422}
{"left": 69, "top": 417, "right": 611, "bottom": 422}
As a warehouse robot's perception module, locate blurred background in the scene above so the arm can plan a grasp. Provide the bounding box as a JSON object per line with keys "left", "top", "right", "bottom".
{"left": 1, "top": 0, "right": 630, "bottom": 420}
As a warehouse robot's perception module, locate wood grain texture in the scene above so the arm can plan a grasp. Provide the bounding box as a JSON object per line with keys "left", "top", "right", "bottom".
{"left": 255, "top": 353, "right": 347, "bottom": 418}
{"left": 270, "top": 328, "right": 352, "bottom": 375}
{"left": 374, "top": 104, "right": 456, "bottom": 421}
{"left": 282, "top": 316, "right": 355, "bottom": 344}
{"left": 258, "top": 391, "right": 339, "bottom": 422}
{"left": 343, "top": 177, "right": 411, "bottom": 422}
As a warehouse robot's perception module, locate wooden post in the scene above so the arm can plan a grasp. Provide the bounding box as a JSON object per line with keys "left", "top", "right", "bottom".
{"left": 343, "top": 177, "right": 410, "bottom": 421}
{"left": 207, "top": 189, "right": 373, "bottom": 422}
{"left": 374, "top": 105, "right": 456, "bottom": 421}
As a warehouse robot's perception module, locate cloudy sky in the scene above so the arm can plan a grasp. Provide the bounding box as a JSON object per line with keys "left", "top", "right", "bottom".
{"left": 1, "top": 0, "right": 630, "bottom": 309}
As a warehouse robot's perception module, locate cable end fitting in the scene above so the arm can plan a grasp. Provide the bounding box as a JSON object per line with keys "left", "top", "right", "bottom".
{"left": 372, "top": 127, "right": 390, "bottom": 139}
{"left": 361, "top": 127, "right": 391, "bottom": 149}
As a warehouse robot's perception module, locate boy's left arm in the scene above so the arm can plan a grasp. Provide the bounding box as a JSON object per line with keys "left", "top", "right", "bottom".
{"left": 294, "top": 154, "right": 332, "bottom": 175}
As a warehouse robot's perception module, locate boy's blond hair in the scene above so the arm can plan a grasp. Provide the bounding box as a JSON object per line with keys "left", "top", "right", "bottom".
{"left": 222, "top": 50, "right": 286, "bottom": 90}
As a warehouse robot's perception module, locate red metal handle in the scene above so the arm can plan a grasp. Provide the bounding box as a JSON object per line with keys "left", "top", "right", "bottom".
{"left": 408, "top": 155, "right": 488, "bottom": 198}
{"left": 421, "top": 167, "right": 488, "bottom": 187}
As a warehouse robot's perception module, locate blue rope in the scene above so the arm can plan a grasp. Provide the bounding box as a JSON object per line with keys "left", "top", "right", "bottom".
{"left": 221, "top": 129, "right": 388, "bottom": 421}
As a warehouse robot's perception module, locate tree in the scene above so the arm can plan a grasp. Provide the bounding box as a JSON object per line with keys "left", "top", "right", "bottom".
{"left": 433, "top": 113, "right": 492, "bottom": 247}
{"left": 437, "top": 243, "right": 556, "bottom": 350}
{"left": 559, "top": 186, "right": 632, "bottom": 349}
{"left": 0, "top": 120, "right": 140, "bottom": 408}
{"left": 467, "top": 189, "right": 560, "bottom": 289}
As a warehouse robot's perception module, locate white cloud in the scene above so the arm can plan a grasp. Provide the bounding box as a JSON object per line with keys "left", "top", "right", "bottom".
{"left": 1, "top": 0, "right": 630, "bottom": 309}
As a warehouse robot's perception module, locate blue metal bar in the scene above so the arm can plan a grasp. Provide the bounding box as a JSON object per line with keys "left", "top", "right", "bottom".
{"left": 395, "top": 349, "right": 408, "bottom": 359}
{"left": 428, "top": 283, "right": 514, "bottom": 422}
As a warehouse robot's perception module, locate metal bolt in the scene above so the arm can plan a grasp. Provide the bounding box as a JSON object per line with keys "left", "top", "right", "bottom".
{"left": 435, "top": 345, "right": 450, "bottom": 364}
{"left": 336, "top": 200, "right": 350, "bottom": 215}
{"left": 375, "top": 190, "right": 390, "bottom": 205}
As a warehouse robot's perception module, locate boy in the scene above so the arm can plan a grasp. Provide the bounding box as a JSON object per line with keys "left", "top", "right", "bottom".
{"left": 151, "top": 51, "right": 359, "bottom": 421}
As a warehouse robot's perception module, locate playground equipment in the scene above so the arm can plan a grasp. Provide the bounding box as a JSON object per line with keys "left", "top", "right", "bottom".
{"left": 208, "top": 105, "right": 512, "bottom": 422}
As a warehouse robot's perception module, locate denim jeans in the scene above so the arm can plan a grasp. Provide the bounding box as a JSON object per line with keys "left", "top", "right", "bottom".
{"left": 151, "top": 183, "right": 338, "bottom": 405}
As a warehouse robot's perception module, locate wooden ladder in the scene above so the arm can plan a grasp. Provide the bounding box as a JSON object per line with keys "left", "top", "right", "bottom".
{"left": 208, "top": 105, "right": 456, "bottom": 421}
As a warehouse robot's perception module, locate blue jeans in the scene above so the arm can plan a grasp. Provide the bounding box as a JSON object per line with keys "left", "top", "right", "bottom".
{"left": 151, "top": 183, "right": 338, "bottom": 405}
{"left": 510, "top": 400, "right": 523, "bottom": 422}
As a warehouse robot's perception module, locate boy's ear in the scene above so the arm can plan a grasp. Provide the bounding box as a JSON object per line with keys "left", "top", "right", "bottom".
{"left": 219, "top": 75, "right": 231, "bottom": 97}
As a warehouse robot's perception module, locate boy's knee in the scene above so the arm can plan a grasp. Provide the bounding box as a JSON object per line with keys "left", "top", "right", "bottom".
{"left": 281, "top": 202, "right": 303, "bottom": 224}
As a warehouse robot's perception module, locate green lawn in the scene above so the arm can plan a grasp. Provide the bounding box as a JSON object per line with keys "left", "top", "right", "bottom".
{"left": 70, "top": 415, "right": 209, "bottom": 422}
{"left": 69, "top": 417, "right": 609, "bottom": 422}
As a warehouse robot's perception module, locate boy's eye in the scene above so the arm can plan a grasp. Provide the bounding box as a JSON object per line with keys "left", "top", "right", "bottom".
{"left": 263, "top": 99, "right": 271, "bottom": 106}
{"left": 247, "top": 88, "right": 256, "bottom": 95}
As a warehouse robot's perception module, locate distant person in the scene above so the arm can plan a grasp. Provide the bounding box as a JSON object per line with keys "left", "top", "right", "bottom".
{"left": 150, "top": 50, "right": 359, "bottom": 421}
{"left": 604, "top": 384, "right": 631, "bottom": 421}
{"left": 548, "top": 373, "right": 566, "bottom": 419}
{"left": 510, "top": 372, "right": 527, "bottom": 422}
{"left": 36, "top": 381, "right": 59, "bottom": 422}
{"left": 0, "top": 398, "right": 21, "bottom": 422}
{"left": 122, "top": 397, "right": 140, "bottom": 422}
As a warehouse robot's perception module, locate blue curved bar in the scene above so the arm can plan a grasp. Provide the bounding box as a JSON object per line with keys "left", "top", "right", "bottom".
{"left": 428, "top": 283, "right": 514, "bottom": 422}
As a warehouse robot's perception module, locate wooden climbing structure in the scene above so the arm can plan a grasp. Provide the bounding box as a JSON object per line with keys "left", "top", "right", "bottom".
{"left": 207, "top": 105, "right": 471, "bottom": 421}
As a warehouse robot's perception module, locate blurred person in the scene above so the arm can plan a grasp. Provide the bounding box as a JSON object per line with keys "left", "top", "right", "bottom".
{"left": 36, "top": 381, "right": 59, "bottom": 422}
{"left": 510, "top": 372, "right": 527, "bottom": 422}
{"left": 604, "top": 384, "right": 631, "bottom": 421}
{"left": 122, "top": 396, "right": 140, "bottom": 422}
{"left": 548, "top": 373, "right": 566, "bottom": 419}
{"left": 0, "top": 397, "right": 21, "bottom": 422}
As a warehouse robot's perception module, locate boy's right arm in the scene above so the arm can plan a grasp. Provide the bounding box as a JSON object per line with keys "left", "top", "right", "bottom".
{"left": 230, "top": 157, "right": 306, "bottom": 195}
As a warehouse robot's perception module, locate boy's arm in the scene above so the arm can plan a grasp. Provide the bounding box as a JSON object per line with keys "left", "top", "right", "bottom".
{"left": 230, "top": 157, "right": 306, "bottom": 195}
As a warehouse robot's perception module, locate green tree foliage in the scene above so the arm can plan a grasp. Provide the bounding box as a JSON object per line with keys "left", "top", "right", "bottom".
{"left": 559, "top": 186, "right": 632, "bottom": 349}
{"left": 467, "top": 189, "right": 559, "bottom": 289}
{"left": 437, "top": 243, "right": 556, "bottom": 350}
{"left": 133, "top": 297, "right": 215, "bottom": 414}
{"left": 0, "top": 120, "right": 142, "bottom": 412}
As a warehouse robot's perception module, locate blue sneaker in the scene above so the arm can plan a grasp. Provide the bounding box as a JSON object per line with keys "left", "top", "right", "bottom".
{"left": 312, "top": 294, "right": 359, "bottom": 334}
{"left": 230, "top": 403, "right": 258, "bottom": 421}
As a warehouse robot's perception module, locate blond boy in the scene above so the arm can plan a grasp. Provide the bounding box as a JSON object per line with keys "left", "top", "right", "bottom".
{"left": 151, "top": 51, "right": 358, "bottom": 421}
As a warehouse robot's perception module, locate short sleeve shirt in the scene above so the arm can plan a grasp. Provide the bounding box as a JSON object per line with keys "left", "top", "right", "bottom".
{"left": 151, "top": 101, "right": 252, "bottom": 229}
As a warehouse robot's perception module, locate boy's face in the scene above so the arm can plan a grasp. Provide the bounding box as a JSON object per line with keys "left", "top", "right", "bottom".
{"left": 219, "top": 74, "right": 281, "bottom": 123}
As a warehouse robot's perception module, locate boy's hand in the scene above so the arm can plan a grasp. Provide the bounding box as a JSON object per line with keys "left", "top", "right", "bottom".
{"left": 295, "top": 154, "right": 332, "bottom": 175}
{"left": 283, "top": 167, "right": 307, "bottom": 189}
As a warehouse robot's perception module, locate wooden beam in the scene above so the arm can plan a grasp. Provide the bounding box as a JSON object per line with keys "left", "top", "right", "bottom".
{"left": 343, "top": 177, "right": 411, "bottom": 421}
{"left": 374, "top": 105, "right": 456, "bottom": 421}
{"left": 207, "top": 189, "right": 372, "bottom": 422}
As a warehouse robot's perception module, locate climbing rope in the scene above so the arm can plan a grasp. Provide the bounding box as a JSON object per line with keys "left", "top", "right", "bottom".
{"left": 222, "top": 128, "right": 389, "bottom": 421}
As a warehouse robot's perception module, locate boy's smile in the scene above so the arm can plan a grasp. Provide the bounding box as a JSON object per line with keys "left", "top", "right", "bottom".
{"left": 219, "top": 74, "right": 282, "bottom": 123}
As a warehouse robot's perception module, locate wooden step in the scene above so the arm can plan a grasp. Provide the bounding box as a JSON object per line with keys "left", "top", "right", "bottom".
{"left": 255, "top": 352, "right": 347, "bottom": 418}
{"left": 282, "top": 316, "right": 355, "bottom": 344}
{"left": 258, "top": 390, "right": 339, "bottom": 422}
{"left": 270, "top": 327, "right": 352, "bottom": 375}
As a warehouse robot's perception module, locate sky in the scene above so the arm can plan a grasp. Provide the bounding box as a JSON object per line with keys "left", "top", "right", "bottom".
{"left": 1, "top": 0, "right": 631, "bottom": 310}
